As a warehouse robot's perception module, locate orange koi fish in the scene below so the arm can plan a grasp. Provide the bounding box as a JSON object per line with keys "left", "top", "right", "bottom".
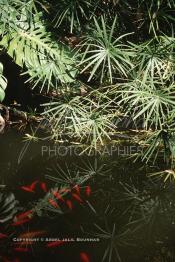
{"left": 14, "top": 247, "right": 29, "bottom": 252}
{"left": 40, "top": 182, "right": 48, "bottom": 193}
{"left": 20, "top": 180, "right": 38, "bottom": 193}
{"left": 2, "top": 256, "right": 11, "bottom": 262}
{"left": 30, "top": 180, "right": 38, "bottom": 190}
{"left": 52, "top": 190, "right": 65, "bottom": 203}
{"left": 46, "top": 240, "right": 64, "bottom": 248}
{"left": 16, "top": 231, "right": 46, "bottom": 247}
{"left": 16, "top": 210, "right": 33, "bottom": 220}
{"left": 15, "top": 240, "right": 33, "bottom": 247}
{"left": 66, "top": 200, "right": 73, "bottom": 210}
{"left": 0, "top": 233, "right": 8, "bottom": 239}
{"left": 72, "top": 193, "right": 83, "bottom": 203}
{"left": 20, "top": 186, "right": 35, "bottom": 193}
{"left": 85, "top": 186, "right": 91, "bottom": 197}
{"left": 73, "top": 185, "right": 80, "bottom": 195}
{"left": 59, "top": 188, "right": 70, "bottom": 194}
{"left": 18, "top": 230, "right": 46, "bottom": 239}
{"left": 80, "top": 252, "right": 90, "bottom": 262}
{"left": 13, "top": 258, "right": 20, "bottom": 262}
{"left": 11, "top": 218, "right": 32, "bottom": 226}
{"left": 48, "top": 199, "right": 59, "bottom": 208}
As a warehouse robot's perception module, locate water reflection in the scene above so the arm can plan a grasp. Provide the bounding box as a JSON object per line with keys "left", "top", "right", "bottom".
{"left": 0, "top": 130, "right": 175, "bottom": 261}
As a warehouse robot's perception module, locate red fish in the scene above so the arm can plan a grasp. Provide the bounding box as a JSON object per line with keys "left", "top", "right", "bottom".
{"left": 46, "top": 240, "right": 64, "bottom": 248}
{"left": 2, "top": 256, "right": 11, "bottom": 262}
{"left": 20, "top": 186, "right": 34, "bottom": 193}
{"left": 48, "top": 199, "right": 59, "bottom": 208}
{"left": 59, "top": 188, "right": 70, "bottom": 194}
{"left": 52, "top": 190, "right": 65, "bottom": 203}
{"left": 30, "top": 180, "right": 38, "bottom": 190}
{"left": 80, "top": 252, "right": 90, "bottom": 262}
{"left": 40, "top": 182, "right": 48, "bottom": 193}
{"left": 0, "top": 233, "right": 8, "bottom": 239}
{"left": 72, "top": 193, "right": 83, "bottom": 203}
{"left": 14, "top": 247, "right": 29, "bottom": 252}
{"left": 14, "top": 247, "right": 29, "bottom": 253}
{"left": 73, "top": 185, "right": 80, "bottom": 195}
{"left": 19, "top": 230, "right": 45, "bottom": 239}
{"left": 16, "top": 210, "right": 33, "bottom": 220}
{"left": 13, "top": 258, "right": 20, "bottom": 262}
{"left": 11, "top": 218, "right": 31, "bottom": 226}
{"left": 66, "top": 200, "right": 73, "bottom": 210}
{"left": 85, "top": 186, "right": 91, "bottom": 197}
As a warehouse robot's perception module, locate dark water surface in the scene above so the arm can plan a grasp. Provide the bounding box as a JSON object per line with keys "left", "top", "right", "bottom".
{"left": 0, "top": 129, "right": 175, "bottom": 262}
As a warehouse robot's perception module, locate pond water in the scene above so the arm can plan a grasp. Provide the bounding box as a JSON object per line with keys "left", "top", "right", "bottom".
{"left": 0, "top": 129, "right": 175, "bottom": 262}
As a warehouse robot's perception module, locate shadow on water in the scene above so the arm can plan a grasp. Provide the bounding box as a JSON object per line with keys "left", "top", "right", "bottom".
{"left": 0, "top": 129, "right": 175, "bottom": 262}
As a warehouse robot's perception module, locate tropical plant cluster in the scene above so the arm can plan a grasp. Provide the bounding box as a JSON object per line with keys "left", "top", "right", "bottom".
{"left": 0, "top": 0, "right": 175, "bottom": 166}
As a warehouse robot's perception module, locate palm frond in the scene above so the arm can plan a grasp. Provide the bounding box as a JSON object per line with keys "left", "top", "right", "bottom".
{"left": 52, "top": 0, "right": 95, "bottom": 33}
{"left": 0, "top": 1, "right": 77, "bottom": 92}
{"left": 0, "top": 62, "right": 7, "bottom": 102}
{"left": 116, "top": 79, "right": 175, "bottom": 130}
{"left": 76, "top": 16, "right": 134, "bottom": 83}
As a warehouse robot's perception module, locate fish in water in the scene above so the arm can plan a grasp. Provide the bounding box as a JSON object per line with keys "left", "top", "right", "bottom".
{"left": 46, "top": 240, "right": 64, "bottom": 248}
{"left": 16, "top": 210, "right": 33, "bottom": 220}
{"left": 18, "top": 230, "right": 46, "bottom": 239}
{"left": 52, "top": 190, "right": 65, "bottom": 203}
{"left": 20, "top": 181, "right": 38, "bottom": 193}
{"left": 0, "top": 233, "right": 8, "bottom": 239}
{"left": 2, "top": 256, "right": 11, "bottom": 262}
{"left": 48, "top": 199, "right": 59, "bottom": 208}
{"left": 11, "top": 218, "right": 32, "bottom": 226}
{"left": 20, "top": 186, "right": 35, "bottom": 193}
{"left": 40, "top": 182, "right": 48, "bottom": 193}
{"left": 66, "top": 200, "right": 73, "bottom": 210}
{"left": 30, "top": 181, "right": 38, "bottom": 190}
{"left": 59, "top": 188, "right": 70, "bottom": 194}
{"left": 73, "top": 185, "right": 80, "bottom": 195}
{"left": 13, "top": 258, "right": 20, "bottom": 262}
{"left": 80, "top": 252, "right": 90, "bottom": 262}
{"left": 14, "top": 247, "right": 29, "bottom": 252}
{"left": 85, "top": 186, "right": 91, "bottom": 197}
{"left": 72, "top": 193, "right": 83, "bottom": 203}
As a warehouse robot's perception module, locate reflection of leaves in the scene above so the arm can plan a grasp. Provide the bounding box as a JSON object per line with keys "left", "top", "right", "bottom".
{"left": 46, "top": 161, "right": 93, "bottom": 187}
{"left": 0, "top": 192, "right": 18, "bottom": 223}
{"left": 91, "top": 222, "right": 134, "bottom": 262}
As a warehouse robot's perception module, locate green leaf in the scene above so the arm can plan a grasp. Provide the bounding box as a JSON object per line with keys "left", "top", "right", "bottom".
{"left": 0, "top": 62, "right": 7, "bottom": 102}
{"left": 0, "top": 5, "right": 77, "bottom": 92}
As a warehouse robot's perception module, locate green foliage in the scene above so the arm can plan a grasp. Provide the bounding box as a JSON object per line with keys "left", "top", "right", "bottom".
{"left": 0, "top": 0, "right": 77, "bottom": 92}
{"left": 138, "top": 0, "right": 175, "bottom": 37}
{"left": 0, "top": 62, "right": 7, "bottom": 102}
{"left": 77, "top": 16, "right": 133, "bottom": 83}
{"left": 52, "top": 0, "right": 95, "bottom": 33}
{"left": 116, "top": 79, "right": 175, "bottom": 130}
{"left": 42, "top": 90, "right": 118, "bottom": 150}
{"left": 0, "top": 0, "right": 175, "bottom": 164}
{"left": 0, "top": 192, "right": 18, "bottom": 223}
{"left": 131, "top": 36, "right": 175, "bottom": 82}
